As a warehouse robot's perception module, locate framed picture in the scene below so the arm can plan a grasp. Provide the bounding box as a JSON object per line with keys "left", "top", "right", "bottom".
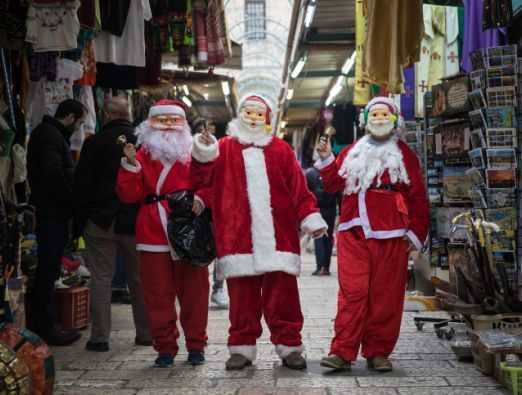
{"left": 469, "top": 109, "right": 488, "bottom": 129}
{"left": 486, "top": 168, "right": 516, "bottom": 188}
{"left": 469, "top": 148, "right": 486, "bottom": 168}
{"left": 486, "top": 148, "right": 517, "bottom": 169}
{"left": 486, "top": 106, "right": 516, "bottom": 128}
{"left": 470, "top": 128, "right": 486, "bottom": 149}
{"left": 485, "top": 128, "right": 517, "bottom": 148}
{"left": 469, "top": 89, "right": 488, "bottom": 110}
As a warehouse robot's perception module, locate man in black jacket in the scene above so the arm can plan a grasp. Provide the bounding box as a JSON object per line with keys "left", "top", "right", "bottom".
{"left": 305, "top": 166, "right": 338, "bottom": 276}
{"left": 27, "top": 99, "right": 86, "bottom": 345}
{"left": 73, "top": 97, "right": 151, "bottom": 352}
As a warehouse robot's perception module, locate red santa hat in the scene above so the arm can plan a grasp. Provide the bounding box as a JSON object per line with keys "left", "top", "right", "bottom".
{"left": 241, "top": 95, "right": 273, "bottom": 130}
{"left": 148, "top": 99, "right": 188, "bottom": 119}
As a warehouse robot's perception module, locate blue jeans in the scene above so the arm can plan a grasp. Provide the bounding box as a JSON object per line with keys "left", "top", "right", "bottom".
{"left": 314, "top": 207, "right": 336, "bottom": 271}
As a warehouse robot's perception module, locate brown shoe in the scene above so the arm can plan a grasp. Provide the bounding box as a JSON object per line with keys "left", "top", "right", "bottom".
{"left": 282, "top": 352, "right": 307, "bottom": 370}
{"left": 225, "top": 353, "right": 252, "bottom": 370}
{"left": 320, "top": 355, "right": 351, "bottom": 371}
{"left": 367, "top": 356, "right": 393, "bottom": 372}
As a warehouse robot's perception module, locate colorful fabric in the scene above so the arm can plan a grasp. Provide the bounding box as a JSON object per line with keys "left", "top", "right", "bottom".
{"left": 462, "top": 0, "right": 506, "bottom": 72}
{"left": 206, "top": 0, "right": 226, "bottom": 66}
{"left": 354, "top": 0, "right": 370, "bottom": 105}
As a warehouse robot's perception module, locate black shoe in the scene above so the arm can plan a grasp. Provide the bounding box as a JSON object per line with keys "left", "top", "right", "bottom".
{"left": 85, "top": 341, "right": 109, "bottom": 352}
{"left": 187, "top": 350, "right": 205, "bottom": 366}
{"left": 135, "top": 337, "right": 153, "bottom": 347}
{"left": 154, "top": 353, "right": 174, "bottom": 368}
{"left": 312, "top": 269, "right": 321, "bottom": 276}
{"left": 320, "top": 268, "right": 331, "bottom": 276}
{"left": 282, "top": 352, "right": 307, "bottom": 370}
{"left": 42, "top": 329, "right": 81, "bottom": 346}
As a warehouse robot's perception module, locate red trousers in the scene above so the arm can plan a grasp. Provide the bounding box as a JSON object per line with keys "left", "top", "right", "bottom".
{"left": 226, "top": 271, "right": 304, "bottom": 360}
{"left": 139, "top": 252, "right": 209, "bottom": 355}
{"left": 330, "top": 228, "right": 408, "bottom": 361}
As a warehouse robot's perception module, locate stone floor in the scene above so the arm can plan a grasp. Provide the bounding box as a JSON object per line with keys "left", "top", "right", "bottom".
{"left": 52, "top": 253, "right": 508, "bottom": 395}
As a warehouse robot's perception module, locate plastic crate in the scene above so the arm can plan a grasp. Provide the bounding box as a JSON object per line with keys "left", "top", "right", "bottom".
{"left": 471, "top": 336, "right": 495, "bottom": 375}
{"left": 55, "top": 287, "right": 90, "bottom": 330}
{"left": 502, "top": 362, "right": 522, "bottom": 394}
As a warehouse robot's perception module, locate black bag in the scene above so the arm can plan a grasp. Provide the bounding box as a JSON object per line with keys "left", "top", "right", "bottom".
{"left": 167, "top": 191, "right": 215, "bottom": 267}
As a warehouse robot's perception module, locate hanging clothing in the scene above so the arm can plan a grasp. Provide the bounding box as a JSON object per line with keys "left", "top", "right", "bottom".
{"left": 25, "top": 1, "right": 81, "bottom": 52}
{"left": 78, "top": 0, "right": 97, "bottom": 30}
{"left": 137, "top": 22, "right": 163, "bottom": 86}
{"left": 193, "top": 0, "right": 208, "bottom": 64}
{"left": 415, "top": 5, "right": 460, "bottom": 118}
{"left": 76, "top": 40, "right": 97, "bottom": 86}
{"left": 362, "top": 0, "right": 424, "bottom": 93}
{"left": 28, "top": 52, "right": 58, "bottom": 82}
{"left": 401, "top": 67, "right": 415, "bottom": 121}
{"left": 0, "top": 2, "right": 27, "bottom": 50}
{"left": 96, "top": 63, "right": 139, "bottom": 90}
{"left": 462, "top": 0, "right": 507, "bottom": 72}
{"left": 354, "top": 0, "right": 370, "bottom": 105}
{"left": 483, "top": 0, "right": 512, "bottom": 29}
{"left": 100, "top": 0, "right": 131, "bottom": 36}
{"left": 28, "top": 59, "right": 84, "bottom": 131}
{"left": 94, "top": 0, "right": 152, "bottom": 68}
{"left": 207, "top": 0, "right": 227, "bottom": 66}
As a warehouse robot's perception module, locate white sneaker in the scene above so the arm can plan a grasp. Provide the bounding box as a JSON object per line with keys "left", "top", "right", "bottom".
{"left": 211, "top": 288, "right": 229, "bottom": 309}
{"left": 54, "top": 278, "right": 70, "bottom": 289}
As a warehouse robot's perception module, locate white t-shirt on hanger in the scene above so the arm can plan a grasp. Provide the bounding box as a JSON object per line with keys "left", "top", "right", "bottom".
{"left": 25, "top": 1, "right": 81, "bottom": 52}
{"left": 94, "top": 0, "right": 153, "bottom": 68}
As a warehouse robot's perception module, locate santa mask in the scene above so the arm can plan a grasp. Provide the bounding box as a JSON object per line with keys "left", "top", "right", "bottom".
{"left": 366, "top": 104, "right": 396, "bottom": 138}
{"left": 239, "top": 105, "right": 269, "bottom": 134}
{"left": 136, "top": 100, "right": 193, "bottom": 164}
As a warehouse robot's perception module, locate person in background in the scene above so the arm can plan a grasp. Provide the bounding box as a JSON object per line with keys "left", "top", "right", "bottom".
{"left": 73, "top": 97, "right": 151, "bottom": 352}
{"left": 191, "top": 118, "right": 229, "bottom": 310}
{"left": 305, "top": 163, "right": 337, "bottom": 276}
{"left": 27, "top": 99, "right": 86, "bottom": 346}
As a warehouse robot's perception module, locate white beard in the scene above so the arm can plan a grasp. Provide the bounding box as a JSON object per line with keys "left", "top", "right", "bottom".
{"left": 227, "top": 118, "right": 272, "bottom": 147}
{"left": 367, "top": 119, "right": 395, "bottom": 137}
{"left": 136, "top": 120, "right": 193, "bottom": 164}
{"left": 339, "top": 135, "right": 410, "bottom": 195}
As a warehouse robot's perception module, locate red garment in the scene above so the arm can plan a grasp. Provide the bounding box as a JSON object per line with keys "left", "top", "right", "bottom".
{"left": 331, "top": 228, "right": 408, "bottom": 361}
{"left": 227, "top": 271, "right": 304, "bottom": 360}
{"left": 191, "top": 136, "right": 322, "bottom": 279}
{"left": 139, "top": 252, "right": 209, "bottom": 355}
{"left": 318, "top": 138, "right": 429, "bottom": 250}
{"left": 117, "top": 149, "right": 209, "bottom": 253}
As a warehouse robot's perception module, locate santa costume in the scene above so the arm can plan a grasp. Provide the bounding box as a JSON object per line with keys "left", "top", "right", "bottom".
{"left": 316, "top": 97, "right": 429, "bottom": 371}
{"left": 116, "top": 99, "right": 210, "bottom": 368}
{"left": 191, "top": 95, "right": 327, "bottom": 370}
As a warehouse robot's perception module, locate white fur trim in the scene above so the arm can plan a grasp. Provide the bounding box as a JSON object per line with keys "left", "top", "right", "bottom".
{"left": 158, "top": 202, "right": 179, "bottom": 260}
{"left": 216, "top": 252, "right": 301, "bottom": 280}
{"left": 338, "top": 218, "right": 362, "bottom": 231}
{"left": 192, "top": 133, "right": 219, "bottom": 163}
{"left": 156, "top": 163, "right": 173, "bottom": 195}
{"left": 194, "top": 194, "right": 205, "bottom": 210}
{"left": 121, "top": 158, "right": 142, "bottom": 173}
{"left": 300, "top": 213, "right": 328, "bottom": 235}
{"left": 406, "top": 230, "right": 423, "bottom": 251}
{"left": 229, "top": 345, "right": 256, "bottom": 361}
{"left": 149, "top": 105, "right": 186, "bottom": 118}
{"left": 275, "top": 344, "right": 305, "bottom": 358}
{"left": 228, "top": 119, "right": 272, "bottom": 147}
{"left": 314, "top": 154, "right": 335, "bottom": 170}
{"left": 136, "top": 244, "right": 170, "bottom": 252}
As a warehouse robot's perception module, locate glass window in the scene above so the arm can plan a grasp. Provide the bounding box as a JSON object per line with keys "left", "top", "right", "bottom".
{"left": 245, "top": 0, "right": 266, "bottom": 40}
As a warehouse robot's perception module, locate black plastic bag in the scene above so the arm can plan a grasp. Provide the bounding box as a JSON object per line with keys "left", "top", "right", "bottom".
{"left": 167, "top": 190, "right": 215, "bottom": 267}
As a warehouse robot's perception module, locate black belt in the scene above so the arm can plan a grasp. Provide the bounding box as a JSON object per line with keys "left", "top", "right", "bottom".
{"left": 370, "top": 184, "right": 396, "bottom": 192}
{"left": 144, "top": 194, "right": 167, "bottom": 204}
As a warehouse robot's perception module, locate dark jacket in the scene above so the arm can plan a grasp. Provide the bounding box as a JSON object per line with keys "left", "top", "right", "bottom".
{"left": 27, "top": 115, "right": 75, "bottom": 220}
{"left": 305, "top": 167, "right": 337, "bottom": 210}
{"left": 73, "top": 119, "right": 138, "bottom": 236}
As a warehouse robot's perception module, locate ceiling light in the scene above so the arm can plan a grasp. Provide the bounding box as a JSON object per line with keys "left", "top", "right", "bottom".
{"left": 304, "top": 4, "right": 316, "bottom": 28}
{"left": 291, "top": 56, "right": 307, "bottom": 79}
{"left": 221, "top": 81, "right": 230, "bottom": 96}
{"left": 341, "top": 51, "right": 357, "bottom": 75}
{"left": 203, "top": 93, "right": 209, "bottom": 100}
{"left": 286, "top": 89, "right": 294, "bottom": 100}
{"left": 182, "top": 84, "right": 190, "bottom": 96}
{"left": 182, "top": 96, "right": 192, "bottom": 108}
{"left": 281, "top": 121, "right": 287, "bottom": 128}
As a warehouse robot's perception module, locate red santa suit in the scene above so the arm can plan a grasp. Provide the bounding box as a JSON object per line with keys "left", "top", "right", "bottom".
{"left": 316, "top": 112, "right": 429, "bottom": 362}
{"left": 116, "top": 100, "right": 210, "bottom": 357}
{"left": 191, "top": 96, "right": 327, "bottom": 362}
